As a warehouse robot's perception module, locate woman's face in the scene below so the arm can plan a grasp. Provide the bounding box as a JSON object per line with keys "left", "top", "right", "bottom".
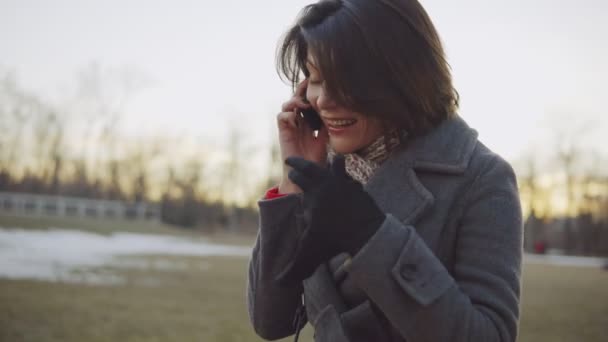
{"left": 305, "top": 55, "right": 385, "bottom": 154}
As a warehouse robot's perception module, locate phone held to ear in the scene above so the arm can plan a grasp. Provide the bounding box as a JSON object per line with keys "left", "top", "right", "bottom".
{"left": 300, "top": 108, "right": 323, "bottom": 132}
{"left": 299, "top": 87, "right": 323, "bottom": 135}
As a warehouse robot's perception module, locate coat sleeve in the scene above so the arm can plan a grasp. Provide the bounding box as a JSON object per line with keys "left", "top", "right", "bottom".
{"left": 247, "top": 193, "right": 307, "bottom": 340}
{"left": 346, "top": 156, "right": 523, "bottom": 342}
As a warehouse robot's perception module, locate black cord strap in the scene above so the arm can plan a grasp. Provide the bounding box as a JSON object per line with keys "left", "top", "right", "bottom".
{"left": 292, "top": 294, "right": 306, "bottom": 342}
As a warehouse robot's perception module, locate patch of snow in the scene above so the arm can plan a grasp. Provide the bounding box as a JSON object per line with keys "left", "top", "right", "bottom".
{"left": 0, "top": 227, "right": 251, "bottom": 284}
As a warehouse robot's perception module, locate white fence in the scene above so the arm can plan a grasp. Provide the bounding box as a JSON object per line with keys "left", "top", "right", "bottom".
{"left": 0, "top": 192, "right": 160, "bottom": 222}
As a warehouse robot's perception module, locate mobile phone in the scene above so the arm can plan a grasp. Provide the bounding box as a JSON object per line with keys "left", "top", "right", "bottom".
{"left": 299, "top": 87, "right": 323, "bottom": 131}
{"left": 300, "top": 107, "right": 323, "bottom": 131}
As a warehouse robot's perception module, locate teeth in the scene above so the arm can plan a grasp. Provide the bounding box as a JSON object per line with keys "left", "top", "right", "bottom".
{"left": 327, "top": 119, "right": 357, "bottom": 127}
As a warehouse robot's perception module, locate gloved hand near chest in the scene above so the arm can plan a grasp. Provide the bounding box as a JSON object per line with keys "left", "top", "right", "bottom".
{"left": 276, "top": 155, "right": 386, "bottom": 286}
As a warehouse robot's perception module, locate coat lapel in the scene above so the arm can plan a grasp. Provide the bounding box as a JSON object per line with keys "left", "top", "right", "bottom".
{"left": 364, "top": 115, "right": 479, "bottom": 224}
{"left": 364, "top": 152, "right": 434, "bottom": 225}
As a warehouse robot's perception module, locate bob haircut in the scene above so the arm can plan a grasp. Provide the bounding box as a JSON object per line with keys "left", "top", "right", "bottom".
{"left": 277, "top": 0, "right": 459, "bottom": 136}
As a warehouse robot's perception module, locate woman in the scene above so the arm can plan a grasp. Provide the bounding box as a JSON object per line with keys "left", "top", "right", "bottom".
{"left": 247, "top": 0, "right": 523, "bottom": 341}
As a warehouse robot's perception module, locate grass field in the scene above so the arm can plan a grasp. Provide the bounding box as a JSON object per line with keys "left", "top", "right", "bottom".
{"left": 1, "top": 215, "right": 607, "bottom": 342}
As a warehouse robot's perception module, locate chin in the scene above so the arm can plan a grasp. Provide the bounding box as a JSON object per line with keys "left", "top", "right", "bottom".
{"left": 329, "top": 139, "right": 360, "bottom": 154}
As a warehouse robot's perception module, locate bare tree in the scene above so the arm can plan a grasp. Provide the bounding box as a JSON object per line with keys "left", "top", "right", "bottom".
{"left": 549, "top": 114, "right": 597, "bottom": 254}
{"left": 0, "top": 72, "right": 39, "bottom": 176}
{"left": 518, "top": 151, "right": 543, "bottom": 252}
{"left": 66, "top": 63, "right": 149, "bottom": 189}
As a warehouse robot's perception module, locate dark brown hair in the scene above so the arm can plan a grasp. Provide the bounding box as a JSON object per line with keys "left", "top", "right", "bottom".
{"left": 277, "top": 0, "right": 459, "bottom": 136}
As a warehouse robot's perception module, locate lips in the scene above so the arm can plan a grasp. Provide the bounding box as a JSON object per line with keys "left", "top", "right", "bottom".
{"left": 322, "top": 117, "right": 358, "bottom": 136}
{"left": 323, "top": 118, "right": 358, "bottom": 129}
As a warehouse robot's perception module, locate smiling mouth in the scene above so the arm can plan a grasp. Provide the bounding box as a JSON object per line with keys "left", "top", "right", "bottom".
{"left": 324, "top": 118, "right": 357, "bottom": 128}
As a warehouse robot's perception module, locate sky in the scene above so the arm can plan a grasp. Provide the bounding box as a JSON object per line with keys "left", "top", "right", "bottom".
{"left": 1, "top": 0, "right": 607, "bottom": 168}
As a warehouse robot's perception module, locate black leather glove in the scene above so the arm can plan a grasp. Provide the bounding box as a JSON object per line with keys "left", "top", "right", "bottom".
{"left": 275, "top": 155, "right": 386, "bottom": 286}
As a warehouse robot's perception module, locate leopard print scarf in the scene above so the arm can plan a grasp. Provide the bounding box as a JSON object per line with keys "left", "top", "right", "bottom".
{"left": 328, "top": 130, "right": 404, "bottom": 185}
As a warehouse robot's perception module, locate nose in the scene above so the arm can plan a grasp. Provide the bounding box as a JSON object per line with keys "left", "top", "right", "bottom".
{"left": 316, "top": 83, "right": 337, "bottom": 111}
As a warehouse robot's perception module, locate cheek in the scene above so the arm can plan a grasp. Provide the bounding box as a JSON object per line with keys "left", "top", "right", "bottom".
{"left": 306, "top": 85, "right": 321, "bottom": 105}
{"left": 358, "top": 117, "right": 384, "bottom": 141}
{"left": 357, "top": 117, "right": 374, "bottom": 134}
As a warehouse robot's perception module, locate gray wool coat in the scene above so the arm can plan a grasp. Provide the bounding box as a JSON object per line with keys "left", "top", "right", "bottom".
{"left": 247, "top": 115, "right": 523, "bottom": 342}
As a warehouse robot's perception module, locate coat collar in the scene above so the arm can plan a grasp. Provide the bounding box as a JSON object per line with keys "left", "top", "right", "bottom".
{"left": 364, "top": 114, "right": 478, "bottom": 224}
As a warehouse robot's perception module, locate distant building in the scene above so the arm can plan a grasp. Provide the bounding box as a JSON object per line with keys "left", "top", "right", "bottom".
{"left": 0, "top": 192, "right": 160, "bottom": 222}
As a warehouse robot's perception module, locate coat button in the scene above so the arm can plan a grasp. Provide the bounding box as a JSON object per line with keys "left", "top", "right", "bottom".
{"left": 400, "top": 263, "right": 417, "bottom": 281}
